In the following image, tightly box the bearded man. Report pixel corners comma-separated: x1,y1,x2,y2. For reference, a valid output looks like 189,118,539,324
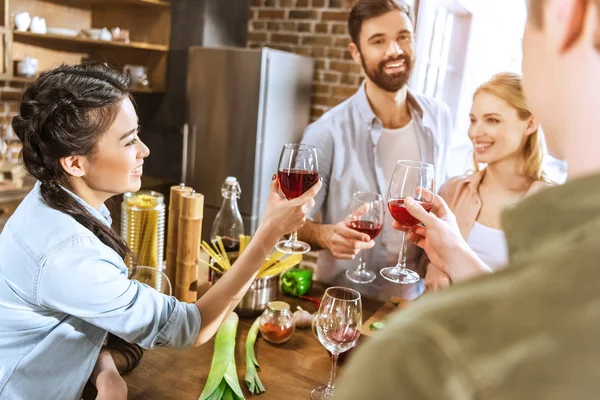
299,0,455,299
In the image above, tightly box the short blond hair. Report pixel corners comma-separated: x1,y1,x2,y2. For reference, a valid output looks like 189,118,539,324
473,72,551,183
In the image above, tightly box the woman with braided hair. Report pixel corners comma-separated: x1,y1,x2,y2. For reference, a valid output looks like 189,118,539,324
0,63,321,399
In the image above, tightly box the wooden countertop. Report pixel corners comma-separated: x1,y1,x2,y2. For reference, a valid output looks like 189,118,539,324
121,281,421,400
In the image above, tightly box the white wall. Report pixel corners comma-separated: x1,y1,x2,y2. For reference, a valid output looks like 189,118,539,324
454,0,566,181
413,0,567,182
455,0,526,129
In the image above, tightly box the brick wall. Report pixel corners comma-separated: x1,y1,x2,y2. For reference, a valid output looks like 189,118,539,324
248,0,362,122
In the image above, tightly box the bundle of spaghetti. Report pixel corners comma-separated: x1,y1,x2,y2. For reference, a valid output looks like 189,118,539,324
123,194,161,286
199,235,302,278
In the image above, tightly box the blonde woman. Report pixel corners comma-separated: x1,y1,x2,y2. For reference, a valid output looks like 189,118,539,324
425,72,553,291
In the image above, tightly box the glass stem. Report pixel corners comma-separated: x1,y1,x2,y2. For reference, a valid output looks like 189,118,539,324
396,231,408,271
288,230,299,245
356,251,364,272
325,353,339,395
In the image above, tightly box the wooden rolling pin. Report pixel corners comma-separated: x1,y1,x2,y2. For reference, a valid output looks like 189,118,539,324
175,191,204,302
166,184,193,290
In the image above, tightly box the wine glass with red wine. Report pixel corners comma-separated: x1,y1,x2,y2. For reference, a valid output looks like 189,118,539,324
276,143,319,255
345,191,384,284
311,287,362,400
381,160,435,284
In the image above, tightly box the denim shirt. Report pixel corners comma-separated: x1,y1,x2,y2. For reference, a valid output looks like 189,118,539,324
0,182,201,400
301,83,453,300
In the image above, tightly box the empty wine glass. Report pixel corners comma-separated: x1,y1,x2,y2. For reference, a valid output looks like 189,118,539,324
311,286,362,400
345,191,384,284
276,143,319,255
381,160,435,284
130,266,172,296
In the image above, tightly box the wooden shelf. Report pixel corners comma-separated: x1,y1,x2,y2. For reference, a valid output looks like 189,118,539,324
6,0,172,99
0,76,163,93
13,31,169,52
41,0,171,8
5,76,33,83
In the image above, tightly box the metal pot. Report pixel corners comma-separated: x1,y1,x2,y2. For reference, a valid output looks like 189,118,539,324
208,253,279,317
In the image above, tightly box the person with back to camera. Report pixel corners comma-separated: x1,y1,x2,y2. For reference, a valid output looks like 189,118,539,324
334,0,600,398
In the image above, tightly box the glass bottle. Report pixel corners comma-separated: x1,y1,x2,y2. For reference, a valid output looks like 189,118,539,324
210,176,244,253
258,301,295,344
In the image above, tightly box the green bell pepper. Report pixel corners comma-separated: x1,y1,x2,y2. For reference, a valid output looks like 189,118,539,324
280,267,313,297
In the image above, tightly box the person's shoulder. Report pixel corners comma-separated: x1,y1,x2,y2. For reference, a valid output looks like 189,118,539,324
375,266,527,362
5,186,103,262
335,269,529,399
439,173,476,199
303,92,360,136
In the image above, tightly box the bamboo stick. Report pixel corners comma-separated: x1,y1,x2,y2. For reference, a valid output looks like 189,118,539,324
175,191,204,302
166,184,192,293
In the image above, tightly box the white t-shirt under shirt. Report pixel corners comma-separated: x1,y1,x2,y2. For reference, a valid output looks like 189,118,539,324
466,221,509,271
376,119,421,266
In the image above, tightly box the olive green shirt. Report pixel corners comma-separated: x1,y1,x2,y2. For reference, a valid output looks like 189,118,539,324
335,173,600,399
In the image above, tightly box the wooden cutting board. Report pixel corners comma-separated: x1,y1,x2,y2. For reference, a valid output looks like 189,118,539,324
361,296,411,337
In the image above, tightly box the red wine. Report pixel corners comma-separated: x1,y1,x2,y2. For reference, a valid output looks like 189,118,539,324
277,169,319,200
346,220,382,240
388,199,433,228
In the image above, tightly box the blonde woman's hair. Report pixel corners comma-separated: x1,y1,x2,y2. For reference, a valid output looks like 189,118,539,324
473,72,551,183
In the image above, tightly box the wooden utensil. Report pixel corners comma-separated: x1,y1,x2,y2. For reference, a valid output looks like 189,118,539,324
166,184,192,289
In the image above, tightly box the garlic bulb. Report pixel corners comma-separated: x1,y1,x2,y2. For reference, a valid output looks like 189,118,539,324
292,306,314,329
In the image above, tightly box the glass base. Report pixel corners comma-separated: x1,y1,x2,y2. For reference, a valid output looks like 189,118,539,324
380,266,420,284
275,239,311,255
311,386,334,400
345,268,376,284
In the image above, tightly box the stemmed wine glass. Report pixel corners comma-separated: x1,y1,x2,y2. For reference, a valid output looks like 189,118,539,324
345,191,384,284
311,286,362,400
380,160,435,284
276,143,319,255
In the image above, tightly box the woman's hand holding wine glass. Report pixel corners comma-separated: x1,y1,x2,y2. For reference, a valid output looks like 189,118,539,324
276,143,319,255
259,176,322,244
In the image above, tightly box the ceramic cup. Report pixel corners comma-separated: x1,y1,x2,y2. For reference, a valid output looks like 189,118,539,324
30,16,47,34
14,12,31,32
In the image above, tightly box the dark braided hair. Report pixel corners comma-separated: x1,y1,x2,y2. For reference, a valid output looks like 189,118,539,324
12,62,143,374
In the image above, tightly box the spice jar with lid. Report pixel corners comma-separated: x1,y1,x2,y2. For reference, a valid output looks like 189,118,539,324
258,301,295,344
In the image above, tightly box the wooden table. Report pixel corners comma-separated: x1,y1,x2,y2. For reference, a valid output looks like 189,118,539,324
123,281,421,400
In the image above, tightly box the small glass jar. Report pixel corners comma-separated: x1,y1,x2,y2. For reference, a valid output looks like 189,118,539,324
258,301,295,344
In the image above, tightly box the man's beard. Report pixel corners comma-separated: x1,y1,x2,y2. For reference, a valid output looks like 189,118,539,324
361,53,413,93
